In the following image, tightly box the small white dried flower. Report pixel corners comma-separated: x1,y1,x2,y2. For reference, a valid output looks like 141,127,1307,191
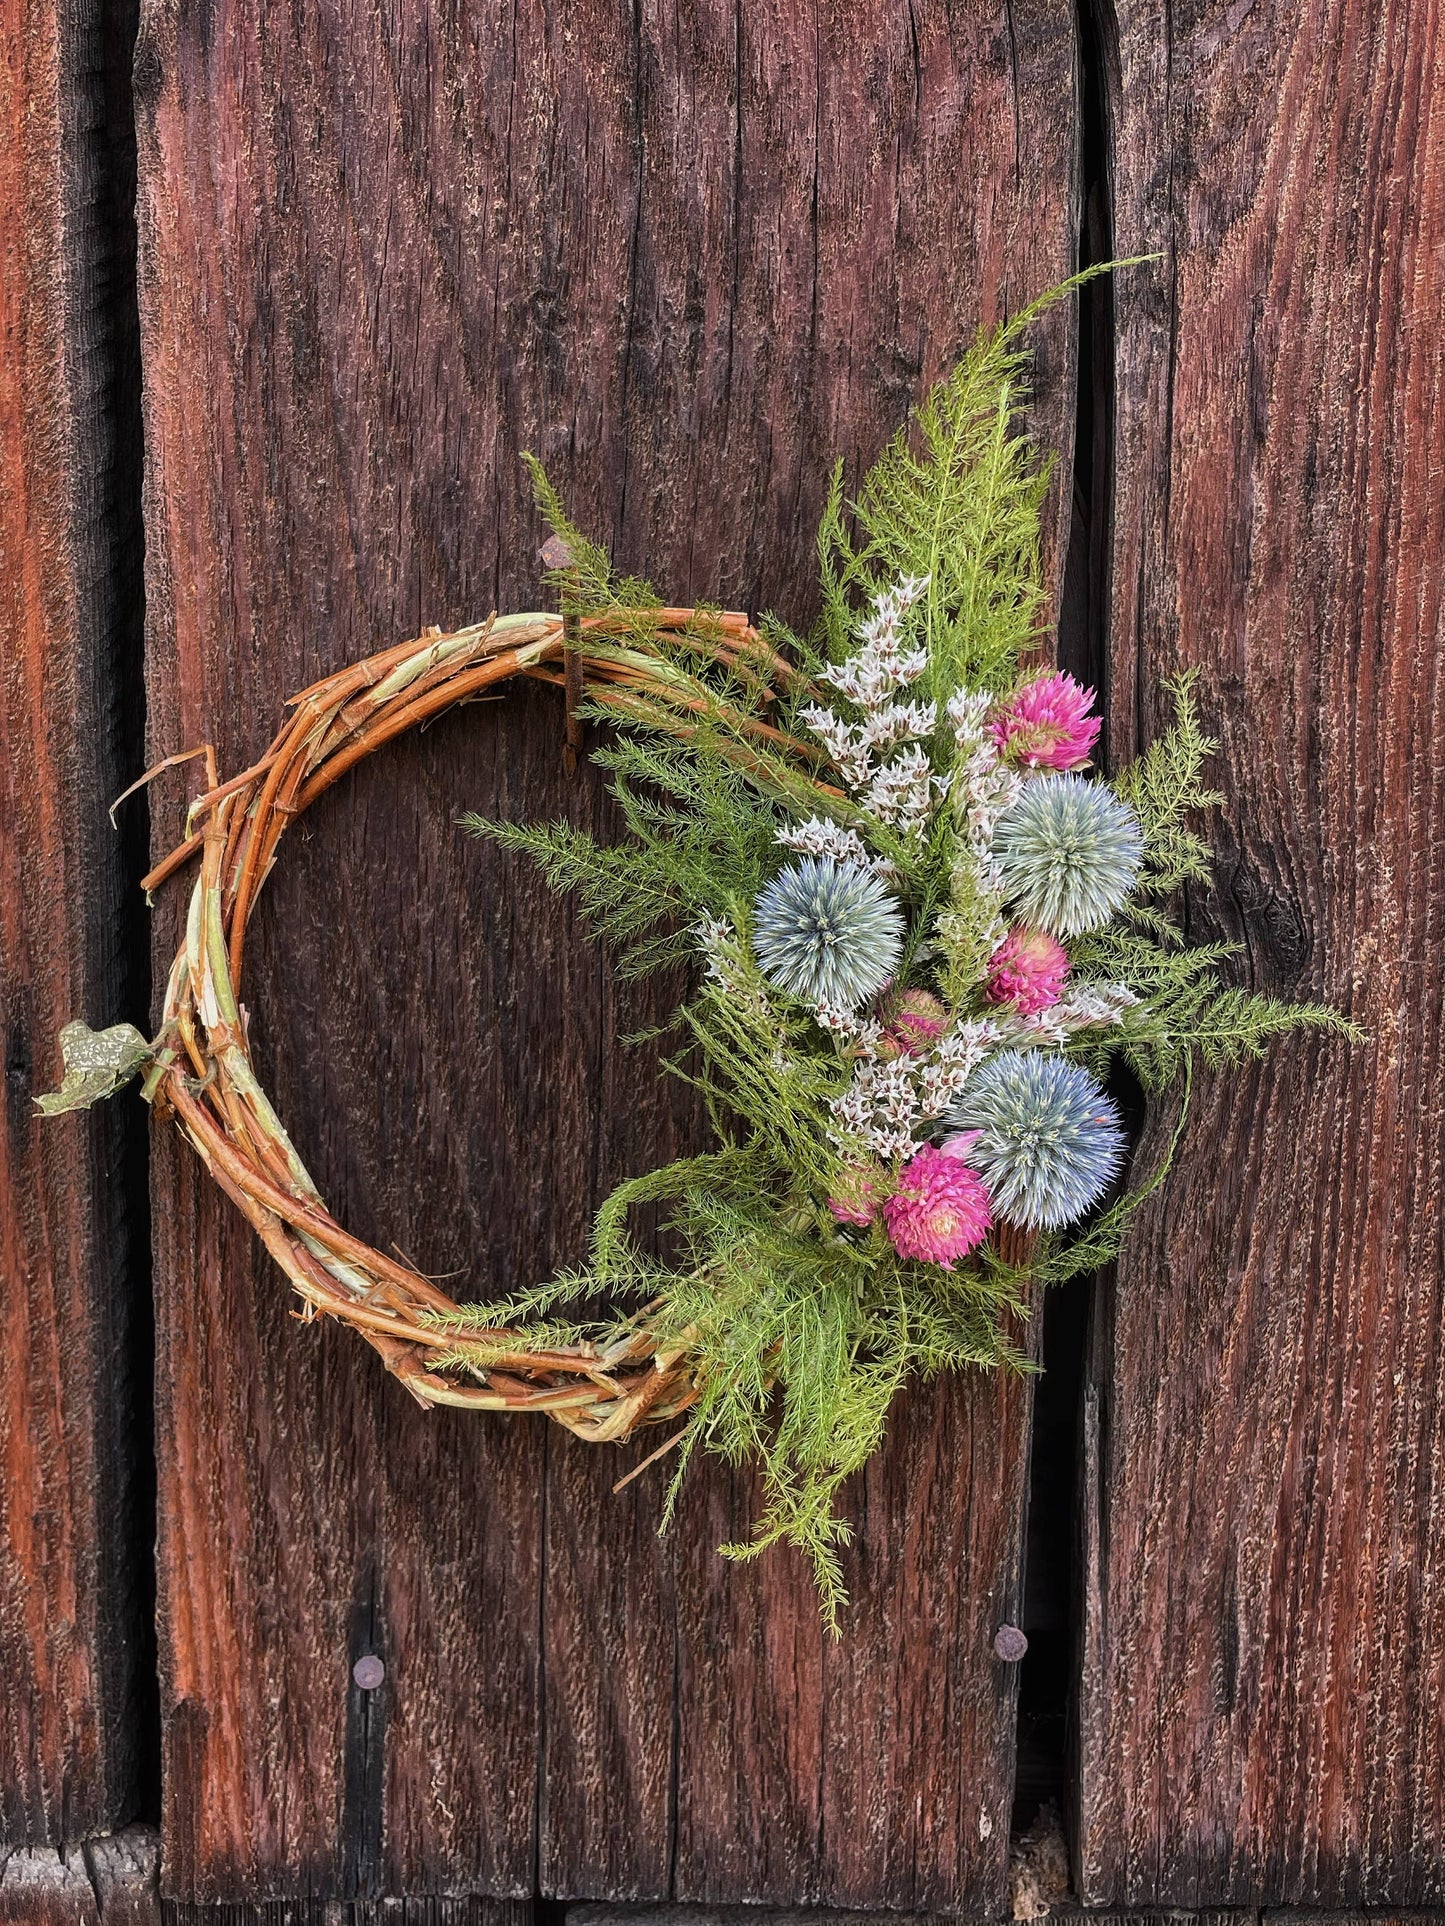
915,1018,1001,1119
863,745,944,832
829,1055,924,1164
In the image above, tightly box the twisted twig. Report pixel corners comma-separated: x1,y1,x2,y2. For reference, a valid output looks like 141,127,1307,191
141,608,832,1440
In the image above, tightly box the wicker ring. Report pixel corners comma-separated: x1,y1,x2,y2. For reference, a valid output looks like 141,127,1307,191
140,607,838,1445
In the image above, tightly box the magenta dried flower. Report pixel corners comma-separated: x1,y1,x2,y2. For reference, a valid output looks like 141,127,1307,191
883,1138,992,1269
878,987,948,1059
986,926,1069,1015
828,1163,885,1228
990,670,1101,771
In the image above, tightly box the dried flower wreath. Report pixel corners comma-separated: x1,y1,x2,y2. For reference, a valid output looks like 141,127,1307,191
45,274,1352,1622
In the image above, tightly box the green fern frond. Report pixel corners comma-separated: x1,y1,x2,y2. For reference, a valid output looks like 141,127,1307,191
1113,670,1225,896
817,264,1142,697
1115,986,1360,1091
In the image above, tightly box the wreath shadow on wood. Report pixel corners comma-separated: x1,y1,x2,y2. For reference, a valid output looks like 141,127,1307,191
140,606,840,1446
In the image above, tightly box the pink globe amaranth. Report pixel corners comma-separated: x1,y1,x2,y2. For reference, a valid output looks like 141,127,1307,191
989,670,1101,771
986,926,1069,1015
877,987,948,1060
883,1139,993,1270
828,1163,884,1228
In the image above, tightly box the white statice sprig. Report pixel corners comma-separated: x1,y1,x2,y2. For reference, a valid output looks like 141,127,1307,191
826,1015,1001,1165
799,575,943,841
913,1019,1001,1120
862,744,946,831
828,1055,923,1165
947,687,1023,870
774,816,898,882
694,914,757,1001
817,574,931,708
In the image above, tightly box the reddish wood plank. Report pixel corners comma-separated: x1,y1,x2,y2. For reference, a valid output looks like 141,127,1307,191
1079,0,1445,1904
655,0,1078,1908
134,0,1077,1904
669,1367,1037,1910
0,0,152,1851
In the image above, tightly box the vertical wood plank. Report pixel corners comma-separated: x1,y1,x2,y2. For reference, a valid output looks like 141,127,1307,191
1079,0,1445,1904
655,1,1079,1910
134,0,1077,1906
0,0,153,1851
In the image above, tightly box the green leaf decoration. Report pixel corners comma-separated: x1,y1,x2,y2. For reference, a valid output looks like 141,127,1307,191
36,1019,154,1115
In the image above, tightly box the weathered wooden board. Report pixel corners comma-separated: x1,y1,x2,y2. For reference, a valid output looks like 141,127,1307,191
0,1830,159,1926
1078,0,1445,1905
546,0,1082,1910
568,1909,1260,1926
160,1904,530,1925
0,0,153,1852
133,0,1079,1906
0,1849,100,1926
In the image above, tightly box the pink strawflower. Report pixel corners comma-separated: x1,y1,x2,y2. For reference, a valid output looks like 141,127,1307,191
878,987,948,1059
989,670,1101,770
828,1164,885,1228
986,926,1069,1015
883,1138,993,1270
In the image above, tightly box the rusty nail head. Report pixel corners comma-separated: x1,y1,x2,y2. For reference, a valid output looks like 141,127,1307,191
993,1624,1028,1663
353,1655,385,1691
540,535,576,571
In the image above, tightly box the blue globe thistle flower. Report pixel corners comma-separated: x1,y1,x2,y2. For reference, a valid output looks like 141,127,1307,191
992,772,1143,935
948,1048,1126,1230
752,857,904,1010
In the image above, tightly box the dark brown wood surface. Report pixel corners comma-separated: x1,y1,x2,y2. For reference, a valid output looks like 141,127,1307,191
132,0,1079,1905
160,1904,530,1925
1078,0,1445,1905
0,0,152,1852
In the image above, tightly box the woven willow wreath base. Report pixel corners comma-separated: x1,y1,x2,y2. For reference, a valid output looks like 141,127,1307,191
140,606,821,1446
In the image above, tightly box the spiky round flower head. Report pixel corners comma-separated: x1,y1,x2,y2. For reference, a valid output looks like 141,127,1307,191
827,1163,885,1228
752,857,904,1010
949,1049,1125,1230
877,987,948,1059
992,773,1143,936
990,670,1102,770
986,927,1069,1015
882,1137,993,1269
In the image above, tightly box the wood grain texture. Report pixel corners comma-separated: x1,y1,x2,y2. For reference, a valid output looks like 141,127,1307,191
133,0,1078,1904
0,1849,99,1926
568,1909,1261,1926
86,1828,162,1926
545,0,1081,1910
0,0,153,1850
160,1902,531,1918
668,1369,1036,1908
1078,0,1445,1904
161,1904,531,1925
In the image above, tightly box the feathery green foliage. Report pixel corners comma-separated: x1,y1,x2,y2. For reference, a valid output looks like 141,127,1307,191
813,268,1124,697
1064,672,1363,1091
